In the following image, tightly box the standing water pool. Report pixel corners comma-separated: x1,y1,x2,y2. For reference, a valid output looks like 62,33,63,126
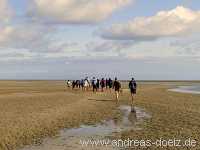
20,105,151,150
169,85,200,94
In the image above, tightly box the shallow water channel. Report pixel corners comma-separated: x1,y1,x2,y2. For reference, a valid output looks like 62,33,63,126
20,105,151,150
169,85,200,94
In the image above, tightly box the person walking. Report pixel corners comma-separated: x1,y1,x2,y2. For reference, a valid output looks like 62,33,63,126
106,78,109,89
108,78,113,92
72,80,76,89
92,77,97,93
96,79,100,91
113,77,121,103
84,77,90,91
100,78,106,92
66,80,71,88
129,78,137,112
80,79,84,90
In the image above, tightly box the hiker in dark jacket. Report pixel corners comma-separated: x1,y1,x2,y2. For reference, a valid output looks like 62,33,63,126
129,78,137,112
100,78,106,92
108,78,113,92
113,77,121,103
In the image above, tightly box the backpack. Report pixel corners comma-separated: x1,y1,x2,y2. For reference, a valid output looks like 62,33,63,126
92,79,97,85
129,81,136,89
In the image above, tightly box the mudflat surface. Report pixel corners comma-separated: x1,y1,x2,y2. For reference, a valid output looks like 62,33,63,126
20,105,150,150
1,81,200,150
0,81,119,150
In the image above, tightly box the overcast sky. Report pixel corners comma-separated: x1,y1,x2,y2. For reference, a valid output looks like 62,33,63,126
0,0,200,80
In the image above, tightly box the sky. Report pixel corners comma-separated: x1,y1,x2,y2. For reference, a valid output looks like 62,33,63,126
0,0,200,80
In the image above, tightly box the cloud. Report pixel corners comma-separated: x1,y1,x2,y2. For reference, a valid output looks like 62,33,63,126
0,23,55,50
33,41,79,53
0,51,35,61
170,34,200,55
101,6,200,41
28,0,132,24
86,40,134,57
0,23,82,61
0,23,78,50
0,0,13,23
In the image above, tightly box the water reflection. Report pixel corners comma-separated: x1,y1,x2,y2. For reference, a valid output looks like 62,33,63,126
20,105,150,150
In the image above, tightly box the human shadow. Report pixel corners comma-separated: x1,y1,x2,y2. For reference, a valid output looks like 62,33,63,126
128,111,137,124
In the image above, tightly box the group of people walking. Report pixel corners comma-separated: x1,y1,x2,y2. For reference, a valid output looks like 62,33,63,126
66,77,137,112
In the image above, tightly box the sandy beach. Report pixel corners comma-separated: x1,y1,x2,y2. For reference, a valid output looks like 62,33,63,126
0,81,200,150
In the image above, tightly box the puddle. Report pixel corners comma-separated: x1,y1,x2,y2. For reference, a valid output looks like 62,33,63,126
169,85,200,94
20,105,151,150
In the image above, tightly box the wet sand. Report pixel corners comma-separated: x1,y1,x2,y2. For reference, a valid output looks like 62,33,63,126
20,105,150,150
120,83,200,150
0,81,200,150
0,81,120,150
